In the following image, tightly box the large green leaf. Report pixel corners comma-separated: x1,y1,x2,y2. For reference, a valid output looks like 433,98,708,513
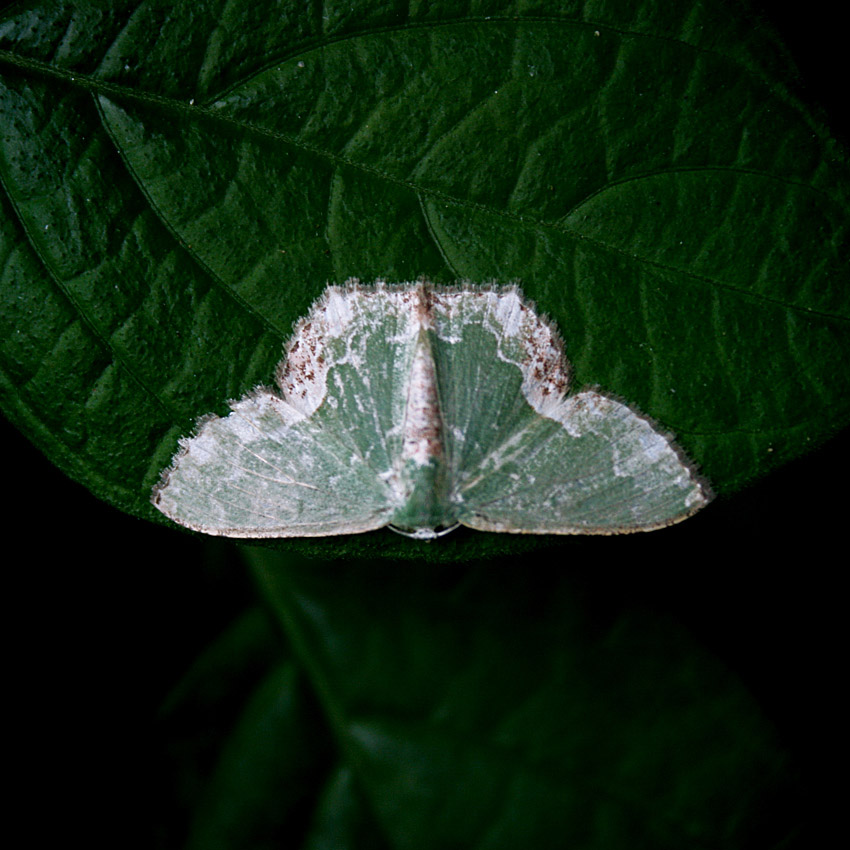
1,0,848,559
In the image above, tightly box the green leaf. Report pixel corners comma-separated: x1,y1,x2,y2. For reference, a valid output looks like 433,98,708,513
151,546,803,848
240,550,796,849
1,0,848,558
182,661,336,850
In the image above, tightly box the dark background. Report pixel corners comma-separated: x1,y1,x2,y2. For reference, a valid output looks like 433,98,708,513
4,3,846,846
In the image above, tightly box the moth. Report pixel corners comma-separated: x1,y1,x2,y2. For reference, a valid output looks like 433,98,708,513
153,281,709,539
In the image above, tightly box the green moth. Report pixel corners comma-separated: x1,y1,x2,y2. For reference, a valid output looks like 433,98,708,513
153,281,709,539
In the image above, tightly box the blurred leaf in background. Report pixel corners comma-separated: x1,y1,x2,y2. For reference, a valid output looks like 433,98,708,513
8,442,841,849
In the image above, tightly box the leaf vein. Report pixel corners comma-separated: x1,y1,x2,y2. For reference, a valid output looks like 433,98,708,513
0,163,182,421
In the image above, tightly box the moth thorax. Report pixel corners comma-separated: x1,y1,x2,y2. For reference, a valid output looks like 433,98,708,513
400,331,443,467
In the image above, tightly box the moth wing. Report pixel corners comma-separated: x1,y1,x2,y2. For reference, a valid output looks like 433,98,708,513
153,393,394,537
457,391,709,534
430,287,561,489
430,289,707,534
